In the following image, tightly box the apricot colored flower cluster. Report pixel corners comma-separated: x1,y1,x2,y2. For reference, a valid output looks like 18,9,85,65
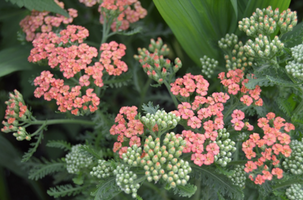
19,0,77,41
79,0,98,7
110,106,144,157
98,0,147,31
1,90,32,141
135,38,182,84
231,109,254,131
242,112,294,185
218,69,263,106
99,41,128,76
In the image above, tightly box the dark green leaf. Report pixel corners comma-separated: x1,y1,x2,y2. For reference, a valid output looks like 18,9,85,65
5,0,69,17
0,45,35,77
94,177,121,200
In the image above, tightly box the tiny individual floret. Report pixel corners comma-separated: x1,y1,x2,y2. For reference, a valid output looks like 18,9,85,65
90,160,114,178
65,144,93,174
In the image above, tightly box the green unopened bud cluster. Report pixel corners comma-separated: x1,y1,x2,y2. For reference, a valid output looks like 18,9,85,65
244,35,283,59
285,184,303,200
282,139,303,175
200,55,218,78
65,144,93,174
113,164,140,198
286,44,303,80
218,33,253,71
90,160,113,178
134,37,182,84
141,110,180,132
142,133,191,188
237,132,247,142
239,6,297,37
214,128,236,167
122,144,142,167
227,165,246,188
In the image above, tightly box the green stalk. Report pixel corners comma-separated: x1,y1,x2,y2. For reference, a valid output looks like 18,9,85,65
163,80,179,108
30,119,95,126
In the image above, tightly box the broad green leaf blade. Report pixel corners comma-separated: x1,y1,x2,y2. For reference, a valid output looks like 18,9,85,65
5,0,69,17
0,45,35,77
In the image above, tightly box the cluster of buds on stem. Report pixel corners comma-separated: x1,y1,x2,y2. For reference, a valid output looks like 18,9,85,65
227,165,247,188
2,90,32,141
200,55,219,78
141,110,180,134
113,164,141,199
90,159,114,178
238,6,297,37
286,184,303,200
134,38,182,84
214,128,236,167
285,43,303,80
282,139,303,175
140,133,191,188
65,144,93,174
244,35,284,60
218,33,253,71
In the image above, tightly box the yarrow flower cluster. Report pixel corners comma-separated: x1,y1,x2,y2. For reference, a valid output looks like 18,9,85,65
285,184,303,200
135,37,182,84
214,129,236,167
282,139,303,175
227,165,247,188
141,134,191,188
238,6,297,37
242,112,294,185
98,0,147,31
218,33,253,71
19,0,77,41
65,144,93,174
140,110,180,133
110,106,144,157
113,164,141,198
218,69,263,107
231,109,253,131
90,159,114,178
200,55,219,78
1,90,32,141
285,43,303,80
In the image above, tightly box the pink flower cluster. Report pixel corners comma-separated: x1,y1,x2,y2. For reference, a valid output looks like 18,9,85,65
218,69,263,106
19,0,77,41
242,112,294,185
1,90,29,133
100,42,128,76
110,106,144,158
98,0,147,31
33,71,100,115
231,109,253,131
182,130,220,166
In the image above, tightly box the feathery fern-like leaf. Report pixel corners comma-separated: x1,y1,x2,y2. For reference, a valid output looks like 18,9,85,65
21,132,44,162
28,158,65,180
172,184,197,198
142,102,160,115
94,177,121,200
46,140,71,151
47,184,87,198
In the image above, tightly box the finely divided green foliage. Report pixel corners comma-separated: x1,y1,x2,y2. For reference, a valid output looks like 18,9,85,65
21,132,44,162
28,158,65,181
46,140,72,151
142,101,160,115
94,177,122,200
47,184,88,198
5,0,68,17
281,22,303,47
172,184,197,198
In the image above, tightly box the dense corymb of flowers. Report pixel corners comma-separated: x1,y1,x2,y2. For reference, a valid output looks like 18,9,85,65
242,112,295,185
218,69,263,106
19,0,77,41
98,0,147,31
28,25,128,115
110,106,144,157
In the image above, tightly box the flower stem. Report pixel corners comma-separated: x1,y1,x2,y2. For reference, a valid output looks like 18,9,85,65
30,119,95,126
163,80,179,108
